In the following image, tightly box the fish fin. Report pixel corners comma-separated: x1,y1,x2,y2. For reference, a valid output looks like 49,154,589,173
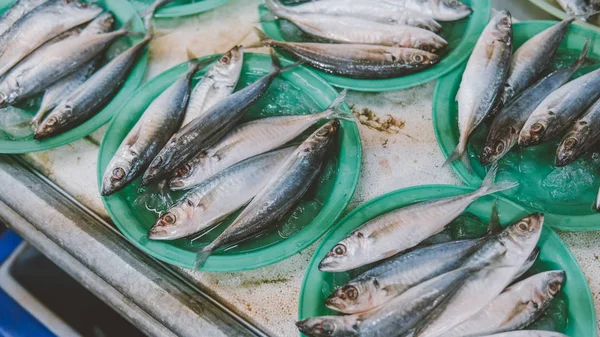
487,198,503,235
572,38,591,71
324,89,354,122
474,162,518,198
443,140,472,172
269,48,282,73
186,48,201,71
194,244,215,269
254,27,274,44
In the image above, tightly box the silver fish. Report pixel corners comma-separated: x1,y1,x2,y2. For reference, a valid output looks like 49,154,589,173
557,0,592,19
0,0,102,77
479,331,568,337
556,98,600,166
101,58,201,196
325,239,482,314
148,146,295,240
142,0,175,30
263,0,442,31
297,267,476,337
519,66,600,148
34,34,152,140
481,43,588,165
194,120,339,268
444,270,565,337
0,22,133,107
31,12,115,129
169,89,350,191
142,51,287,186
376,0,472,21
256,29,439,79
318,163,517,272
0,0,48,37
182,45,244,127
445,11,512,171
414,213,544,337
501,19,573,105
264,0,447,52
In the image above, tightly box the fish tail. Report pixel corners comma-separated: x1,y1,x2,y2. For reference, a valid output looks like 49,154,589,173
185,49,221,74
486,198,503,236
194,244,215,269
325,89,354,122
119,18,145,39
443,137,472,172
254,27,274,45
474,162,518,198
572,38,591,70
142,0,174,31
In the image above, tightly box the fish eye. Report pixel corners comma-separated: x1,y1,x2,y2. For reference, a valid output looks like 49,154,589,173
517,220,530,232
220,53,231,64
344,286,358,300
162,212,176,224
495,141,504,154
333,244,346,256
322,321,335,333
111,167,125,181
176,164,192,177
46,116,58,126
531,123,545,134
317,126,332,137
564,138,578,150
412,54,425,63
549,282,561,295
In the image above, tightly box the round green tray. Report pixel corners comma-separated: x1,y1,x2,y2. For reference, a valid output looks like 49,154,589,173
258,0,491,92
0,0,148,154
128,0,230,18
529,0,600,32
433,21,600,231
98,52,362,272
299,185,597,337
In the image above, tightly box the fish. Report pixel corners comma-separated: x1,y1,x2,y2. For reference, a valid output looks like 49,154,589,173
596,186,600,212
414,213,544,337
0,0,49,37
325,238,482,314
100,57,202,196
318,163,518,272
182,45,244,127
557,0,592,19
169,89,350,191
445,11,512,171
142,0,175,30
0,20,136,107
264,0,447,52
141,51,291,186
31,12,115,129
444,270,565,337
479,331,568,337
297,267,476,337
256,29,439,79
376,0,473,21
261,0,442,31
193,120,339,268
480,43,588,165
501,19,574,105
518,65,600,148
515,246,540,279
555,98,600,166
148,146,295,240
34,34,152,140
0,0,102,77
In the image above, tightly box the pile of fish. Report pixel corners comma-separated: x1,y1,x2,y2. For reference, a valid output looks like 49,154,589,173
0,0,153,140
255,0,473,79
298,170,567,337
101,47,349,268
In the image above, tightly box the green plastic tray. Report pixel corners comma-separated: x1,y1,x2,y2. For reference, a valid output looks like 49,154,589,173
529,0,600,32
98,52,362,272
259,0,490,92
128,0,230,18
0,0,148,154
433,21,600,231
299,185,597,337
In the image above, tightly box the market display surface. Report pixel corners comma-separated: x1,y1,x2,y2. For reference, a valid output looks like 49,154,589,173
0,0,149,153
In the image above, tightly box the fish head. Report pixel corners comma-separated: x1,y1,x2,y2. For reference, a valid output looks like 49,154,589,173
325,277,384,314
301,120,340,154
168,159,200,189
480,126,517,166
556,121,589,167
318,232,370,272
101,150,138,196
148,202,194,240
504,213,544,252
519,115,549,147
212,45,244,84
489,10,512,41
539,270,566,299
143,144,178,186
295,316,359,337
90,12,115,32
33,107,71,140
398,49,440,67
435,0,473,21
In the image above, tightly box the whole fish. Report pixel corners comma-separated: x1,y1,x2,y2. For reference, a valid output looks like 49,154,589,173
264,0,447,52
142,51,288,186
0,0,102,77
375,0,472,21
0,0,48,37
148,147,295,240
0,22,134,107
297,267,476,337
101,58,201,196
480,331,568,337
446,11,512,171
182,45,244,127
556,98,600,166
444,270,565,337
262,0,442,31
34,34,152,140
414,213,544,337
169,89,349,191
325,239,482,314
194,120,339,268
519,67,600,147
501,19,574,105
256,29,439,79
31,12,115,129
481,43,588,165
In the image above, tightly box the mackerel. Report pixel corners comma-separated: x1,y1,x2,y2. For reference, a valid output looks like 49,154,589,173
0,0,48,37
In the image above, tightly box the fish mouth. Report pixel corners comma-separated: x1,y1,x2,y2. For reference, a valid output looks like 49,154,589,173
529,213,545,229
318,259,337,272
169,180,185,188
147,226,169,240
555,152,572,167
